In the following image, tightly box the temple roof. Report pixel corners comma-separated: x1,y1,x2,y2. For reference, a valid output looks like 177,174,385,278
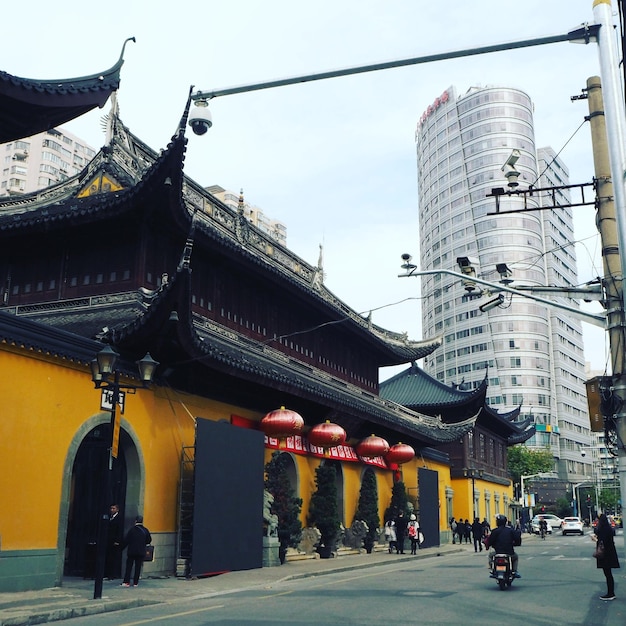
0,271,474,447
0,38,133,143
380,361,534,444
0,106,441,366
380,361,488,412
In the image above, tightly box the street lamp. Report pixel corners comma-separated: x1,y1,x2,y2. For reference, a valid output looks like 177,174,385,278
520,473,557,516
463,468,484,519
90,346,158,600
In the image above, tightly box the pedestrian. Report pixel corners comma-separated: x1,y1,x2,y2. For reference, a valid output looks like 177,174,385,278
105,504,123,580
450,517,458,544
395,511,408,554
121,515,152,587
471,517,483,552
463,519,471,544
593,513,620,600
407,514,421,554
384,518,397,554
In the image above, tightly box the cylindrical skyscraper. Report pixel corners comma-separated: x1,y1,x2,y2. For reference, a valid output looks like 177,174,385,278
416,85,591,482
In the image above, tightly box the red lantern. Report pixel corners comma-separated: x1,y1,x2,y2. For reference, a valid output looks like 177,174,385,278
260,406,304,439
356,434,390,459
385,442,415,465
308,420,347,451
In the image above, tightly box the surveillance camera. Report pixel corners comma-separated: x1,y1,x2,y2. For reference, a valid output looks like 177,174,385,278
188,100,213,136
504,149,521,168
479,294,505,312
581,450,586,457
401,253,412,262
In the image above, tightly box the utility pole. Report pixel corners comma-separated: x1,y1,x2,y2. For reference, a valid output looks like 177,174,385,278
585,73,626,559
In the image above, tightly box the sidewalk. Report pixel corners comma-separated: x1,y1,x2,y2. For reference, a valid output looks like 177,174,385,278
0,544,464,625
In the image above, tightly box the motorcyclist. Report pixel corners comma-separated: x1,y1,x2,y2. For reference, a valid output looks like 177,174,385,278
488,514,521,578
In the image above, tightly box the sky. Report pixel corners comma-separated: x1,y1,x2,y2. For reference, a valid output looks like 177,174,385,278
5,0,615,379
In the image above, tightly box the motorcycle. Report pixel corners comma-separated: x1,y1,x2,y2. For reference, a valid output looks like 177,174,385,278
490,553,515,590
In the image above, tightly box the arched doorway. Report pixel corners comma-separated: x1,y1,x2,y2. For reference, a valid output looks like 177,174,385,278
61,418,143,579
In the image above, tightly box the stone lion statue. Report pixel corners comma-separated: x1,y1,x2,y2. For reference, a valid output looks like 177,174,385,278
263,490,279,537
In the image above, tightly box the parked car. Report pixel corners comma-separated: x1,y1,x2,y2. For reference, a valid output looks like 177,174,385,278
561,516,584,535
531,514,563,534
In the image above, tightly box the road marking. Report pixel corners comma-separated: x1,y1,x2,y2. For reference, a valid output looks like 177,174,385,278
550,555,590,561
119,605,224,625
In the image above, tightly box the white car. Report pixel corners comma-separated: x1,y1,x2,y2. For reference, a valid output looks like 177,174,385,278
561,516,584,535
531,514,563,534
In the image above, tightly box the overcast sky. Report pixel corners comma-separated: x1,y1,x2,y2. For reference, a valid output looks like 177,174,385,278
5,0,614,379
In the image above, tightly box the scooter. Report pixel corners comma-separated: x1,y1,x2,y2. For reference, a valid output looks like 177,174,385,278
490,553,515,590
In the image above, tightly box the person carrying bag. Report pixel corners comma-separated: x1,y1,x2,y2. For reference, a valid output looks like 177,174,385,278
593,514,620,600
121,515,152,587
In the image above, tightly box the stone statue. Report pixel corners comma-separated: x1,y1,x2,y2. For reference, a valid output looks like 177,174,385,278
263,490,279,537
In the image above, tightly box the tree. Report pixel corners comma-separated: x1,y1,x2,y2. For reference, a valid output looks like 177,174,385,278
385,480,409,520
264,452,303,563
354,467,379,553
599,486,620,514
507,445,554,487
307,464,340,557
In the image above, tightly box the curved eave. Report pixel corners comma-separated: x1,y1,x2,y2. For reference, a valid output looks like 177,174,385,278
0,130,189,236
98,267,473,446
190,215,440,364
380,363,487,409
507,425,536,445
0,43,130,143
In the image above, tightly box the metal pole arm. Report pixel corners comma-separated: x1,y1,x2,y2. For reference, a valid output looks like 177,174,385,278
192,26,599,101
399,268,606,327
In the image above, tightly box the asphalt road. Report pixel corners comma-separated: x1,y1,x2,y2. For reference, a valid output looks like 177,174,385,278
74,531,625,626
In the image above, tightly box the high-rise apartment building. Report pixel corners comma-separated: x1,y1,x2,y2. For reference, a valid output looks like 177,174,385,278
1,127,96,196
415,85,592,484
206,185,287,246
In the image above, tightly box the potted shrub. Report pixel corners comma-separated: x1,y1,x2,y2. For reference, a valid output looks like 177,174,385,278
308,464,340,558
264,452,303,564
354,467,379,553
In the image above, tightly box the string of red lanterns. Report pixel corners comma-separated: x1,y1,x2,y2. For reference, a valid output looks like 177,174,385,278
261,409,415,466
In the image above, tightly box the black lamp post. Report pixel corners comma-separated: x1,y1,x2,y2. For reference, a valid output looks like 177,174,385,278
463,468,484,519
90,346,158,600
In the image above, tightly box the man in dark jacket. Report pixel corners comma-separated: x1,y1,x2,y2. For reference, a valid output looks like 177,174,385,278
121,515,152,587
105,504,123,580
488,514,520,576
394,511,408,554
471,517,484,552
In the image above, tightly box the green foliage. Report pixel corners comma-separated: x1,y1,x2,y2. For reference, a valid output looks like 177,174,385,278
354,468,379,545
555,496,573,519
599,487,620,513
264,452,303,548
385,480,409,520
308,464,340,548
507,446,554,485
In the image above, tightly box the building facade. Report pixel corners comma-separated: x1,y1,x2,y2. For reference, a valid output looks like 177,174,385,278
415,85,592,485
0,127,96,196
0,94,476,592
